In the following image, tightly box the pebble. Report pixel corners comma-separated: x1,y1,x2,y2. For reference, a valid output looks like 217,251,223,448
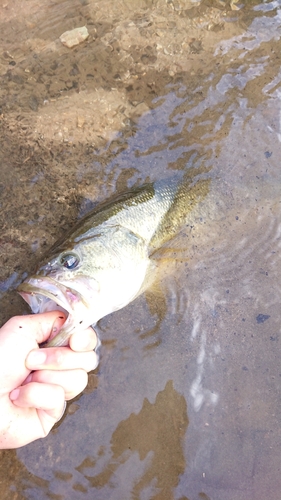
59,26,89,48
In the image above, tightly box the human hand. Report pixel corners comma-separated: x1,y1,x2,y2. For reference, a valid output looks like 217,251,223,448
0,311,99,449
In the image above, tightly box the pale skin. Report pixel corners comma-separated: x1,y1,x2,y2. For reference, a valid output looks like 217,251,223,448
0,311,99,449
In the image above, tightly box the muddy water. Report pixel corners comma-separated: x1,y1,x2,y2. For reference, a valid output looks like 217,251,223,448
0,0,281,499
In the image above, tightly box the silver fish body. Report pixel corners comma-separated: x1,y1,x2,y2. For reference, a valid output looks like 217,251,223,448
18,175,209,346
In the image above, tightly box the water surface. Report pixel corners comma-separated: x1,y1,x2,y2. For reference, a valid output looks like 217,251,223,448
0,1,281,499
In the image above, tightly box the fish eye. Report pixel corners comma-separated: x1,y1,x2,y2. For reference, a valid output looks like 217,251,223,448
59,253,80,270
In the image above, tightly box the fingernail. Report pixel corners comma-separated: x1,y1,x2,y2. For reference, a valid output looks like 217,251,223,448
10,388,20,401
26,350,47,368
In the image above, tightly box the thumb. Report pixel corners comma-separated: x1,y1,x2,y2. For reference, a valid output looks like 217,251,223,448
2,311,67,346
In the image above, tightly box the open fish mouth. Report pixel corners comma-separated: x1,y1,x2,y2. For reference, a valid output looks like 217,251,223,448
17,276,86,314
17,276,91,347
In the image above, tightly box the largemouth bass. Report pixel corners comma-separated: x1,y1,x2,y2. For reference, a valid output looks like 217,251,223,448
18,175,210,347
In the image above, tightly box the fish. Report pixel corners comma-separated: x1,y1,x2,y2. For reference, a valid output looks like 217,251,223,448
18,174,210,347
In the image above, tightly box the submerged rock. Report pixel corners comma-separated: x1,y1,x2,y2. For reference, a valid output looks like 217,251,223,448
59,26,89,48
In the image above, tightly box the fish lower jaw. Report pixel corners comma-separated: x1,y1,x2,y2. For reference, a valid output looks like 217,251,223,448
43,328,73,347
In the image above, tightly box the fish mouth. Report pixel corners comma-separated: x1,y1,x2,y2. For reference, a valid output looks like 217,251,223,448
18,276,91,347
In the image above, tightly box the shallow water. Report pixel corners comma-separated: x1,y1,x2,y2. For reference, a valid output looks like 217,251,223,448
0,0,281,499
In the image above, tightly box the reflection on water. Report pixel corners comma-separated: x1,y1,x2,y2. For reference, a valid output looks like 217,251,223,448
77,381,188,499
0,0,281,499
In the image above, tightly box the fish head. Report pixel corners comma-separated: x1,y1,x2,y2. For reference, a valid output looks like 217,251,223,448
18,248,100,347
18,228,150,347
17,176,182,347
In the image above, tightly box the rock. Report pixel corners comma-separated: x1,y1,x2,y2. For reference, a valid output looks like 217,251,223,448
77,115,85,128
59,26,89,48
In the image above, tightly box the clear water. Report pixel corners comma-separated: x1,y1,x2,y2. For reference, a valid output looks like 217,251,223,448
0,1,281,499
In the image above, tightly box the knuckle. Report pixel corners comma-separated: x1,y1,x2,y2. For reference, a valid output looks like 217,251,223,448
52,349,65,367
